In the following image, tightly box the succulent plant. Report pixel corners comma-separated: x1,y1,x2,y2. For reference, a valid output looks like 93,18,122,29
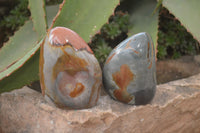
0,0,119,93
0,0,199,98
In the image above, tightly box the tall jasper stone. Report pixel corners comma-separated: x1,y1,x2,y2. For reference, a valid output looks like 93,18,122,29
40,27,102,109
103,32,156,105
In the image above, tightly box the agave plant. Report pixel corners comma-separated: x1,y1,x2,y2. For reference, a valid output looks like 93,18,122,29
0,0,199,93
0,0,119,93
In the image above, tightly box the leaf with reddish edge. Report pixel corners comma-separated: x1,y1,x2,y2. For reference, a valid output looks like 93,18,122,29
0,21,39,76
0,0,47,90
163,0,200,42
0,0,120,92
0,40,42,80
51,0,119,43
0,0,47,76
0,49,40,93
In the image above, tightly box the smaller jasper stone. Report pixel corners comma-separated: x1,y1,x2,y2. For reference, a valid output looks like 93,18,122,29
39,27,102,109
103,32,156,105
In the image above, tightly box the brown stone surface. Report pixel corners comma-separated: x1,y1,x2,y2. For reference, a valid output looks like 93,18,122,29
1,74,200,133
156,55,200,84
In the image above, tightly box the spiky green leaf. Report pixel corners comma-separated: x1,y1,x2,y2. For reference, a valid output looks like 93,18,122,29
128,0,158,47
0,0,119,92
0,0,47,79
0,0,47,90
52,0,119,42
0,21,38,75
163,0,200,42
0,50,40,93
0,40,41,80
28,0,47,38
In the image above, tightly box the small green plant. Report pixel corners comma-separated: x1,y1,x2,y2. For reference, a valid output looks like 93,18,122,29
157,7,199,59
90,11,130,65
0,0,30,46
0,0,29,30
101,11,129,40
0,0,200,93
0,0,119,93
94,40,112,66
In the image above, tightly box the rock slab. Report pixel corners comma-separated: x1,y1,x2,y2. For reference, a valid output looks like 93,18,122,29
1,74,200,133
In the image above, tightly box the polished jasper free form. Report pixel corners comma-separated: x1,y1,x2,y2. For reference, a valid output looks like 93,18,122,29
40,27,102,109
103,32,156,105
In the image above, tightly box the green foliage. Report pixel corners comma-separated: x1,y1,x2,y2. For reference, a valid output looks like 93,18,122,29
0,21,39,80
94,42,112,66
0,0,46,80
162,0,200,42
92,35,112,65
0,0,30,44
157,7,199,59
52,0,119,43
0,0,200,93
89,11,130,65
0,0,119,93
46,5,59,27
0,50,40,93
0,0,45,90
101,12,130,40
0,0,29,30
28,0,47,38
128,0,158,47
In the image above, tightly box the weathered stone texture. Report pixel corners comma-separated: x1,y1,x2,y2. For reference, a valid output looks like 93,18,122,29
1,74,200,133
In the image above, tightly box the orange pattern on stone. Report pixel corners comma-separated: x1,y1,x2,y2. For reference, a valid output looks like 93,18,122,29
125,40,139,54
52,48,88,79
49,27,93,53
148,61,152,69
147,42,150,59
147,42,154,69
69,83,85,98
39,40,46,96
112,64,134,103
106,53,116,64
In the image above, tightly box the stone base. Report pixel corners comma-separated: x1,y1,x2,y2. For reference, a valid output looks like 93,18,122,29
1,74,200,133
